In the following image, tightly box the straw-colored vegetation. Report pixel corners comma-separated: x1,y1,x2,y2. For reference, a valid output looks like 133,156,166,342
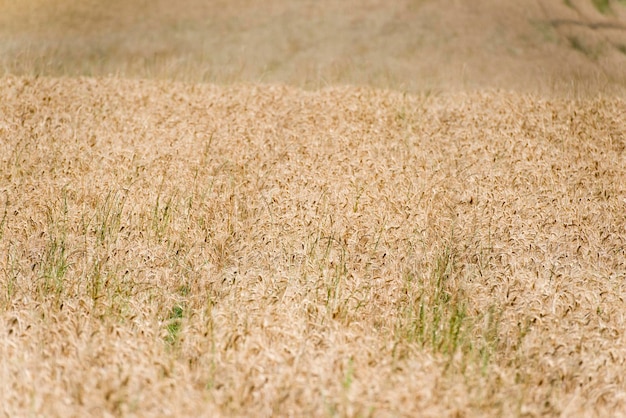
2,76,625,417
2,0,626,95
1,0,626,417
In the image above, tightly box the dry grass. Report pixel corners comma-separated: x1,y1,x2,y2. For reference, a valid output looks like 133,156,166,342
1,76,625,416
2,0,626,95
2,1,626,416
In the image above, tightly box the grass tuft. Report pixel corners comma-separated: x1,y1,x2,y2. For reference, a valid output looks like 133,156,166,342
164,304,185,347
395,240,503,373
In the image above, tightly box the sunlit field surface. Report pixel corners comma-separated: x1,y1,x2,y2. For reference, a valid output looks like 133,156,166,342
1,1,626,417
2,0,626,94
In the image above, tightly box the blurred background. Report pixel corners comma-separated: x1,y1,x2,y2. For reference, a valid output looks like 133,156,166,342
1,0,626,96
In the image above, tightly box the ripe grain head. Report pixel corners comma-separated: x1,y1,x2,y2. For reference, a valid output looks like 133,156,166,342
0,76,625,416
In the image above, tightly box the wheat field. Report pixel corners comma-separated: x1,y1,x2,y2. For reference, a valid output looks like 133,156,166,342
2,0,626,417
2,77,625,417
3,0,626,94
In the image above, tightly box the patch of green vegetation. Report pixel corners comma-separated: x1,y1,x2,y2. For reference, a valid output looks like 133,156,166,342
342,357,354,390
0,198,7,242
177,284,191,297
1,248,19,310
152,194,175,242
592,0,612,14
93,190,127,247
322,236,348,320
87,257,104,304
165,304,185,347
568,36,586,54
567,36,602,60
395,241,502,371
531,20,557,43
41,229,69,295
40,192,71,297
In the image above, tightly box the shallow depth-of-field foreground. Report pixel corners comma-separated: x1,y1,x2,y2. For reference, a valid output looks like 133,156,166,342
1,76,625,416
